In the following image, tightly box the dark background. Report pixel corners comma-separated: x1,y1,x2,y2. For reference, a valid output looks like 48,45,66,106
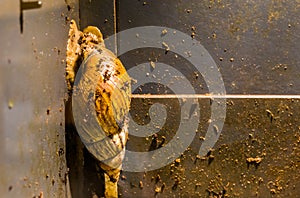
65,0,300,197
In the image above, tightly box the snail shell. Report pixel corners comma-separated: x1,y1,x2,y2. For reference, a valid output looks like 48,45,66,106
67,20,131,178
72,47,131,169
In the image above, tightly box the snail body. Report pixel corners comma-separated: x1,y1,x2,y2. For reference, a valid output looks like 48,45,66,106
66,20,130,198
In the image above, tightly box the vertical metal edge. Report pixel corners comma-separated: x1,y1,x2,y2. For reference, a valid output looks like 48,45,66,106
65,1,79,198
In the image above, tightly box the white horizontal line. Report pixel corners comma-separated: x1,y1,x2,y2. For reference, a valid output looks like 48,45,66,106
130,94,300,99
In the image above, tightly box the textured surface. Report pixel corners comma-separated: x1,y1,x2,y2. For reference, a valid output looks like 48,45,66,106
69,0,300,197
0,0,77,197
117,0,300,197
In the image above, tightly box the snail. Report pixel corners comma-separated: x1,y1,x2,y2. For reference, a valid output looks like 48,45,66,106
66,20,131,198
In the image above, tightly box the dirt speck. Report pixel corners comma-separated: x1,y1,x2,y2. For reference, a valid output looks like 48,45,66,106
266,109,275,122
191,32,195,38
150,61,156,69
175,158,181,166
139,181,143,189
161,29,168,36
155,174,161,183
246,157,262,168
162,42,170,54
154,186,161,194
8,100,14,109
212,33,217,39
186,9,192,13
46,108,50,115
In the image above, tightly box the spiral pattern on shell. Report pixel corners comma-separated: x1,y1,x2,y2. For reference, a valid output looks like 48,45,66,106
67,19,131,171
72,47,131,169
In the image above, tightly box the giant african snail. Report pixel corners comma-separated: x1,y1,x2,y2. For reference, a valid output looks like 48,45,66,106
66,20,131,198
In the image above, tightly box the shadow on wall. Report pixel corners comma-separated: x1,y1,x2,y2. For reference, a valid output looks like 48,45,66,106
65,98,105,198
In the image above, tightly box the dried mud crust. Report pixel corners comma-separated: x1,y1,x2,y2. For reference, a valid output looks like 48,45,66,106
66,19,104,93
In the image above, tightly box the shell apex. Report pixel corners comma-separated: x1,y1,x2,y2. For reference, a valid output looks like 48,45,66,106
83,26,104,43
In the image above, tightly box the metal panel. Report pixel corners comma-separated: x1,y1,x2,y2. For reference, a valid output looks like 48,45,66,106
67,0,300,197
117,0,300,197
0,0,77,197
